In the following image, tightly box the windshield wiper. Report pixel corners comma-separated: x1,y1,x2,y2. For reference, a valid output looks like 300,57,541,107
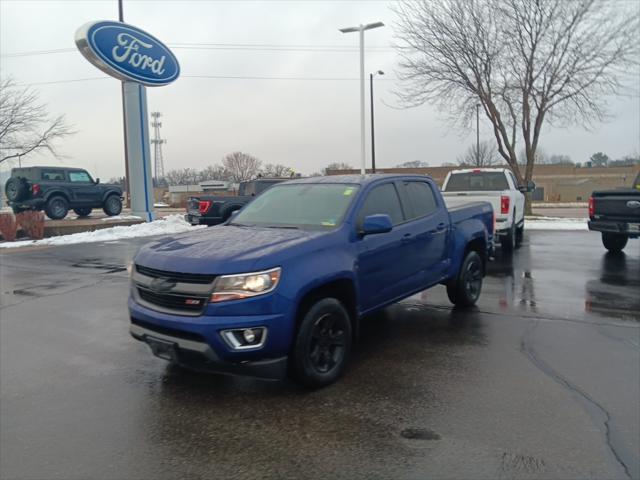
265,225,300,230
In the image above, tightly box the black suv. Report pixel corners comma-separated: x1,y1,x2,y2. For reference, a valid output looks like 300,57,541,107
5,166,123,220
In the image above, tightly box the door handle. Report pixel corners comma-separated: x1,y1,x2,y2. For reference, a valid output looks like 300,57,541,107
401,233,412,244
436,222,446,231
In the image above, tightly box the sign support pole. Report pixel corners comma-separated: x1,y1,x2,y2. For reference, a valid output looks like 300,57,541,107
123,82,154,222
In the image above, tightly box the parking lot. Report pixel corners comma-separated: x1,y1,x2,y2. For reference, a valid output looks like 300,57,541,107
1,230,638,480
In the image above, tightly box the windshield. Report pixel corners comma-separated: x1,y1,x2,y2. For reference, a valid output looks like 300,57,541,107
444,172,509,192
231,183,359,229
634,173,639,191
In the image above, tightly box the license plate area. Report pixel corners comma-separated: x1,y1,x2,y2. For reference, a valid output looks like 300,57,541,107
628,223,640,233
145,336,178,361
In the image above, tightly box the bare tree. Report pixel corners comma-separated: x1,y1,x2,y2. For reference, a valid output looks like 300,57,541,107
322,162,353,175
0,78,74,164
396,160,429,168
164,168,201,186
200,164,229,181
222,152,261,183
394,0,639,212
261,163,292,177
457,141,499,167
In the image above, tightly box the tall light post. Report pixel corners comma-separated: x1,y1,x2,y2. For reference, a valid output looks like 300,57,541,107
476,103,481,166
370,70,384,173
339,21,384,175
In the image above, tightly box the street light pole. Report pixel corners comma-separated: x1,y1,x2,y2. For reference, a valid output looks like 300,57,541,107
476,103,481,166
370,70,384,173
340,21,384,175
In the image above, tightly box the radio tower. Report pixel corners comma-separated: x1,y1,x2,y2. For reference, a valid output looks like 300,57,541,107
150,112,166,185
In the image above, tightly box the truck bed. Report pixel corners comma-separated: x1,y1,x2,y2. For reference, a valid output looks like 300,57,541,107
448,201,494,232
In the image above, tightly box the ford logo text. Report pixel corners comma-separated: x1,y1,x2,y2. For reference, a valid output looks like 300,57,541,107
75,21,180,86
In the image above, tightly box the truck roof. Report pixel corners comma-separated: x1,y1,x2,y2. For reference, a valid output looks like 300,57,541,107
283,173,433,187
12,166,88,172
448,167,510,174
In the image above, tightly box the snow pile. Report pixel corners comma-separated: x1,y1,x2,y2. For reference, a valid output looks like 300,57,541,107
1,215,205,249
525,216,588,231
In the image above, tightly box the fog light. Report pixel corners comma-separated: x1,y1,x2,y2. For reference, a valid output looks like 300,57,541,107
243,328,256,344
220,327,267,350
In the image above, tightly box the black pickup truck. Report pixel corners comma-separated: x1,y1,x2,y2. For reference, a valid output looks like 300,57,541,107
588,172,640,252
4,166,123,220
185,178,289,226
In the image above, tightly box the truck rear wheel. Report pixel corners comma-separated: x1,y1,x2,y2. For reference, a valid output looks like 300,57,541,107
501,219,516,253
447,251,483,308
44,196,69,220
290,298,352,388
601,232,627,253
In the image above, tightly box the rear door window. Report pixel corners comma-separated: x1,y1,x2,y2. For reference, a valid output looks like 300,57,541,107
402,181,438,219
444,172,509,191
358,183,405,225
41,170,66,181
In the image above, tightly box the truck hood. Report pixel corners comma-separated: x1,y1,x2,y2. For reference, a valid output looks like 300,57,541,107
134,225,330,275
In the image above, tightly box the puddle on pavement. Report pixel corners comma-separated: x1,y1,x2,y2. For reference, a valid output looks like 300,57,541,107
400,428,441,441
71,259,127,274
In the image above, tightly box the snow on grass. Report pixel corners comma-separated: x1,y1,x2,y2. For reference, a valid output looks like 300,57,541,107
0,214,205,249
525,216,588,230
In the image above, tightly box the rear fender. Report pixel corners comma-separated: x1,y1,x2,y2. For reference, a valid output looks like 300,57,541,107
448,218,488,279
43,189,70,203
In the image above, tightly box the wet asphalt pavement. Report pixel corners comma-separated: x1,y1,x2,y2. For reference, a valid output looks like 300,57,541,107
1,231,638,480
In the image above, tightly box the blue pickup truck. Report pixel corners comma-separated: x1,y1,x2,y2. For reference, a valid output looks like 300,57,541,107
129,175,493,387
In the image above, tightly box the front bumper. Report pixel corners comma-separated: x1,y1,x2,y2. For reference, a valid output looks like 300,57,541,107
128,297,293,380
130,322,287,379
588,220,639,238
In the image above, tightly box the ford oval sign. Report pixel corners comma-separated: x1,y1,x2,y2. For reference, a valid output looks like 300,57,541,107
75,21,180,86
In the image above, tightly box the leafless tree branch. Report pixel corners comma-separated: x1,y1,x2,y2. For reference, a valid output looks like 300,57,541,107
0,77,75,164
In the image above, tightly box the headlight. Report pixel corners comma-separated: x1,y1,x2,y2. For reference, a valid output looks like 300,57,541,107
211,267,281,302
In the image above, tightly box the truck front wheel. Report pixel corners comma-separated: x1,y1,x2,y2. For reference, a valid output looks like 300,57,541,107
447,251,483,308
290,298,352,388
601,232,627,253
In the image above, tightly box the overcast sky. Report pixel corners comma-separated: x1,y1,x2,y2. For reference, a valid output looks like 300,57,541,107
1,0,639,181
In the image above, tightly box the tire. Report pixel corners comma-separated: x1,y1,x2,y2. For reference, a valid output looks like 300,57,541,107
103,195,122,216
602,232,628,253
447,251,484,308
44,196,69,220
501,220,516,253
290,298,352,388
73,207,92,217
5,178,28,202
515,221,524,248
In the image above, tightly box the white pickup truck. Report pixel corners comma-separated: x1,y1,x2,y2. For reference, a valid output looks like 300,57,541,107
442,168,534,252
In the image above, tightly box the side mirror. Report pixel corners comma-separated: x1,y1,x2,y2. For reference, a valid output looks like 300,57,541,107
95,178,100,184
361,214,393,236
518,180,535,193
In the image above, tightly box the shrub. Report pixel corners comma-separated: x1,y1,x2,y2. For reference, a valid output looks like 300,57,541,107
16,211,45,240
0,213,18,242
